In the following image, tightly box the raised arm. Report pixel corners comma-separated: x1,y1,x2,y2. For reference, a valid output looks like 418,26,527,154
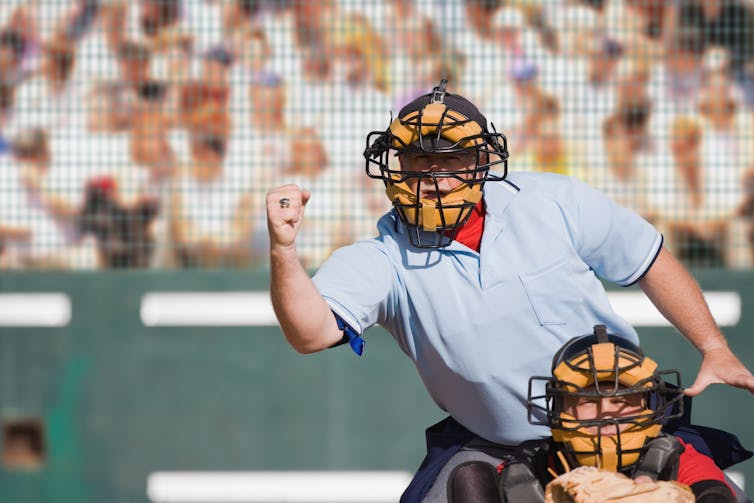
266,184,342,354
638,247,754,395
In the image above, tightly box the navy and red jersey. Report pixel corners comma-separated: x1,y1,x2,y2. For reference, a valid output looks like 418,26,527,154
495,436,733,499
676,438,730,489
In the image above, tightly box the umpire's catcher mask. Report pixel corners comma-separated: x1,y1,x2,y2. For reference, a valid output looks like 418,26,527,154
527,325,684,472
364,79,509,248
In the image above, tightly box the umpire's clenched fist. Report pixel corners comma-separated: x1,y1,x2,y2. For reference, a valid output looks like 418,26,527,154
267,184,311,249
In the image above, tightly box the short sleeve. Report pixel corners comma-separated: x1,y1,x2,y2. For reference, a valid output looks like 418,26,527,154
570,177,662,286
312,240,395,334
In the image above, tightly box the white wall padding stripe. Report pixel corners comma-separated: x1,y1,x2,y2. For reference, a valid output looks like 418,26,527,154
140,292,277,327
0,293,71,327
140,290,742,328
607,291,741,327
147,471,413,502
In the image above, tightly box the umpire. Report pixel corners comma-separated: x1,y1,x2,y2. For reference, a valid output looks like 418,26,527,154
265,80,754,502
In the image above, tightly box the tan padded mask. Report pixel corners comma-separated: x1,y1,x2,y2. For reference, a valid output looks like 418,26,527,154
386,180,483,231
389,102,484,150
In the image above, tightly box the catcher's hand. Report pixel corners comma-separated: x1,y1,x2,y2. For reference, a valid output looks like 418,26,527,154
545,466,694,503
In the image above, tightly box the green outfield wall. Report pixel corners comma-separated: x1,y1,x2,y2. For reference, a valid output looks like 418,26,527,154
0,270,752,502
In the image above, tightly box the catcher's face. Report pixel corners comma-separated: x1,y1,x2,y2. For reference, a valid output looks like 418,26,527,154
563,385,646,436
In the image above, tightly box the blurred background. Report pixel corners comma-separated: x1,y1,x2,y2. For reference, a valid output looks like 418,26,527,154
0,0,753,501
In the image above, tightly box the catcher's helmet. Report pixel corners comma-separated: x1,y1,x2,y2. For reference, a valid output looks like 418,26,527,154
363,79,509,248
527,325,684,472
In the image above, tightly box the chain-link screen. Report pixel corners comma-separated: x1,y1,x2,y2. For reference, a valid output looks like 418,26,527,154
1,0,753,270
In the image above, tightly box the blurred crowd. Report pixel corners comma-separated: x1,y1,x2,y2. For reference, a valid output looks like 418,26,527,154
1,0,754,270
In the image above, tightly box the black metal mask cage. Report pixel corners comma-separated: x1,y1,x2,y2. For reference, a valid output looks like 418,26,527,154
528,369,684,428
363,118,509,248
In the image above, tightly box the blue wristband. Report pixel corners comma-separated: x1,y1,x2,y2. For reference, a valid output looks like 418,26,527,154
334,314,365,356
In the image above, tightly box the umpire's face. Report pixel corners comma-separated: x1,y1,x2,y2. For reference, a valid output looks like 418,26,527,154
397,151,479,201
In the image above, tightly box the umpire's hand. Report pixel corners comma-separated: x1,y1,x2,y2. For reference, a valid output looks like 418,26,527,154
267,184,311,250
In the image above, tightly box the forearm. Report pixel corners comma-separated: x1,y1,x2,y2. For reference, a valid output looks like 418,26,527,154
638,247,728,354
690,480,736,503
270,246,341,354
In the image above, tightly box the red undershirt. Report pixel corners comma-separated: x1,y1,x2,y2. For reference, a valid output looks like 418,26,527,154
452,200,485,252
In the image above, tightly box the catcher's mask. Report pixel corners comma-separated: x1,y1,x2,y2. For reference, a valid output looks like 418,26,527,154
527,325,684,472
364,79,509,248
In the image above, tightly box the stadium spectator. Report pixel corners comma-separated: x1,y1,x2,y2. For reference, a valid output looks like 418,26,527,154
583,115,658,223
696,69,752,267
171,106,255,268
270,128,361,269
697,67,751,148
665,0,754,105
78,174,160,268
223,0,262,41
183,0,224,54
455,0,508,104
651,116,743,268
518,106,587,178
0,28,27,86
118,39,151,91
739,169,754,264
139,0,182,40
292,0,337,52
131,80,175,183
8,33,83,135
0,128,97,269
614,57,655,156
603,0,665,59
0,30,26,125
490,6,527,56
84,39,151,133
557,35,625,144
236,71,291,190
650,26,706,118
231,26,270,76
382,2,446,104
324,13,389,96
318,14,391,175
487,60,545,156
178,45,233,128
381,0,437,66
123,78,178,268
100,0,128,56
542,1,600,57
486,6,545,102
202,45,234,106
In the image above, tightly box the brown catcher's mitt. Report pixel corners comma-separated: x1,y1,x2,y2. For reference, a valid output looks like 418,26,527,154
545,466,694,503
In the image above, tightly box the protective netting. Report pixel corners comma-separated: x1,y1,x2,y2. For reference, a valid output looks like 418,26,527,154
1,0,752,269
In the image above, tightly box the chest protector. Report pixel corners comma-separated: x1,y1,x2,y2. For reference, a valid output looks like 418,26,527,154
498,435,685,503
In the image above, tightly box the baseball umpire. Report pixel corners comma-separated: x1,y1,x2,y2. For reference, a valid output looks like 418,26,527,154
265,79,754,502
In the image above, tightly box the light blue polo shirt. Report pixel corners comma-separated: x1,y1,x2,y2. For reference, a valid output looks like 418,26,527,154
312,172,663,445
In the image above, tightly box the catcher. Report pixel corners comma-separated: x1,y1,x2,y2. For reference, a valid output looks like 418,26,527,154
446,325,749,502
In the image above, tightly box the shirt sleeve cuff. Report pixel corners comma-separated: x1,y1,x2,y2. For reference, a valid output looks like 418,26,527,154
622,234,664,287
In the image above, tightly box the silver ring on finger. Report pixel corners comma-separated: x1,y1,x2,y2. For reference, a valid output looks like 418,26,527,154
278,197,291,209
